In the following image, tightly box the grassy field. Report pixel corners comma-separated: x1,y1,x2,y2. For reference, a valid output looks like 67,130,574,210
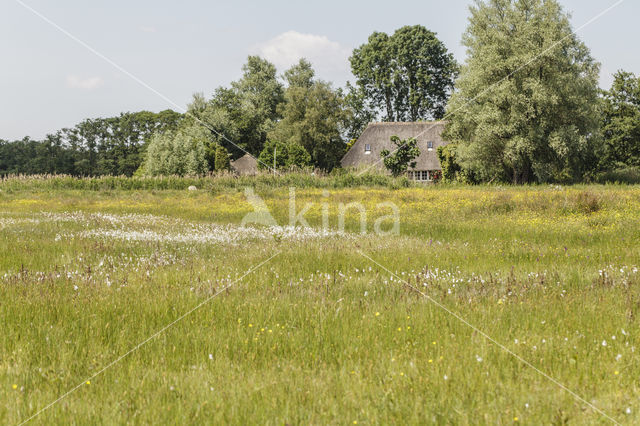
1,178,639,424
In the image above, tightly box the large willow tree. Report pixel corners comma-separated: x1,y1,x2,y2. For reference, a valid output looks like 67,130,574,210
443,0,601,183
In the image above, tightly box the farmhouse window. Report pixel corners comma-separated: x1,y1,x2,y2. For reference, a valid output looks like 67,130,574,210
365,144,371,152
427,141,434,151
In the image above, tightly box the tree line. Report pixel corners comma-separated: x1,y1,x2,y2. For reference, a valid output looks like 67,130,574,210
0,110,181,176
2,0,640,183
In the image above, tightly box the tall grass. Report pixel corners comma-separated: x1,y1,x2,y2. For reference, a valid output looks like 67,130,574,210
0,171,411,192
1,183,639,423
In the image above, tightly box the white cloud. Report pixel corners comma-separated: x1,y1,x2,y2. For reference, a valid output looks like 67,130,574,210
140,26,157,33
253,31,351,84
66,75,104,90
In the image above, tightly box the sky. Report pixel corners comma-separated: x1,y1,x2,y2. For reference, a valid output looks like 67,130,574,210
0,0,638,141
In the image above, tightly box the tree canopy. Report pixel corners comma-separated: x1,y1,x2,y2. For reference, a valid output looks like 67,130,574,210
187,56,284,159
601,71,640,169
350,25,458,123
0,110,182,177
443,0,601,183
268,59,350,171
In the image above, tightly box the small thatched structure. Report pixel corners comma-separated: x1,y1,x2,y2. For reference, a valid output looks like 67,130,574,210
340,122,448,182
231,154,258,175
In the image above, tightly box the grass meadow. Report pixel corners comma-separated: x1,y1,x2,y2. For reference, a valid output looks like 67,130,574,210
1,176,639,424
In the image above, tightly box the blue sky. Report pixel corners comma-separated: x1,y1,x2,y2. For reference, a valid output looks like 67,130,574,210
0,0,637,140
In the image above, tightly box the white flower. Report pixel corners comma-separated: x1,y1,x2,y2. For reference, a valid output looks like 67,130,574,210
602,340,607,347
208,354,213,360
475,355,483,362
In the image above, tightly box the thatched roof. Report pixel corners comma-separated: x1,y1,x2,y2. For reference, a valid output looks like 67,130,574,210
231,153,258,175
341,122,448,171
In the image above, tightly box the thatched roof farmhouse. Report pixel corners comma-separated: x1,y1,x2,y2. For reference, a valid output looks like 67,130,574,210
231,153,258,175
341,122,448,181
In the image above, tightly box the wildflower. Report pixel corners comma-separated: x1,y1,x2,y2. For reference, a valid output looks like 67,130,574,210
626,408,631,414
209,354,213,360
86,381,90,385
398,327,402,332
12,384,17,390
476,355,483,362
432,341,437,345
443,375,448,380
248,324,253,328
602,340,607,347
614,371,619,375
514,417,519,421
428,359,433,363
375,312,380,317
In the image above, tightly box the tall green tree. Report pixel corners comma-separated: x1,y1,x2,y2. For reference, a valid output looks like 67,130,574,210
343,82,377,142
214,144,231,171
350,26,458,122
269,59,349,171
601,71,640,168
144,125,208,176
191,56,284,158
258,139,311,170
443,0,601,183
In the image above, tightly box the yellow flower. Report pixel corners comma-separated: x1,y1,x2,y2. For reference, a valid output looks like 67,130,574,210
86,381,90,385
375,312,380,317
514,417,519,421
432,341,437,345
398,327,402,331
428,359,433,363
12,384,17,390
248,324,253,327
615,371,620,375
